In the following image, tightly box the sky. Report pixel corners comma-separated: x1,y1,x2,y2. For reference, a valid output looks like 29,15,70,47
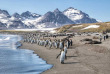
0,0,110,22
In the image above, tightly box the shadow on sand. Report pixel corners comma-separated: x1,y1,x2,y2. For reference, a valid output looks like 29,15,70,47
64,62,80,64
67,56,77,57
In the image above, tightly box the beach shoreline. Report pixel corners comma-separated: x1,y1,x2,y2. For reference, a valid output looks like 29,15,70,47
0,34,52,74
19,34,110,74
19,36,82,74
0,32,109,74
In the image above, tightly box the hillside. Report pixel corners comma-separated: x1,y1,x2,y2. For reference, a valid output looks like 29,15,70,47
56,22,110,33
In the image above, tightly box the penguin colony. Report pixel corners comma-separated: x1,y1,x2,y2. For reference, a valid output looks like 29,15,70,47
22,33,73,64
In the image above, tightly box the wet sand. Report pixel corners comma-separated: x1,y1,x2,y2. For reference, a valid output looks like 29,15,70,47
20,36,110,74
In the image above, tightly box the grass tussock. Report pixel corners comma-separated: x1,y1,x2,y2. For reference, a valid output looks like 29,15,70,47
56,22,110,33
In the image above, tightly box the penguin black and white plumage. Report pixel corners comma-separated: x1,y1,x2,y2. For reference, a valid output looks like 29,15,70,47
44,40,46,47
70,39,73,46
40,40,42,46
31,39,34,44
64,46,67,54
59,41,63,50
57,40,60,48
38,40,40,45
44,40,48,47
33,38,36,43
53,40,56,48
66,40,70,48
60,50,65,64
49,40,52,48
42,40,45,46
55,41,58,49
27,37,30,43
37,39,39,45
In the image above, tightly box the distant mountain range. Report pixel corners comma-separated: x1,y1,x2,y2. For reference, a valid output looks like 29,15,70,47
0,7,99,29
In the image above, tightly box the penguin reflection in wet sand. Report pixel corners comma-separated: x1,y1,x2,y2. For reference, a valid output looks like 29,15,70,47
60,49,66,64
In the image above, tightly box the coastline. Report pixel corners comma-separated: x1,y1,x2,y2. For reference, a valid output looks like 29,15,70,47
0,34,52,74
19,39,82,74
20,35,110,74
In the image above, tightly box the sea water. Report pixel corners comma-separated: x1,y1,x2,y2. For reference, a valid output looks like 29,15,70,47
0,34,52,74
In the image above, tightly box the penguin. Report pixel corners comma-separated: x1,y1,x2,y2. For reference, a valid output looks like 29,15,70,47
49,40,52,49
33,38,36,43
59,40,63,50
66,40,70,48
64,45,67,54
57,39,60,48
40,40,42,46
42,40,45,46
23,39,26,42
44,40,48,47
70,39,73,46
31,39,34,44
55,40,58,49
60,49,65,64
53,40,56,48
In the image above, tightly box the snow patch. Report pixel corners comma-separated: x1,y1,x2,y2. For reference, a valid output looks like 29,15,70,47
9,28,56,33
96,20,102,22
82,25,100,30
64,8,83,21
23,16,43,26
12,29,38,31
0,14,7,18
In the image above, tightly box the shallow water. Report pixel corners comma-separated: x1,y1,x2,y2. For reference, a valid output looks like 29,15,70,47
0,34,52,74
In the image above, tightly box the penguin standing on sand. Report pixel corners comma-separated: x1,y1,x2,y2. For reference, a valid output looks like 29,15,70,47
27,37,30,43
99,35,102,42
55,40,58,49
70,39,73,46
66,40,70,48
52,40,55,48
57,39,60,48
31,39,34,44
60,49,66,64
59,40,63,50
37,39,39,45
64,45,67,54
42,39,45,46
44,40,47,47
49,40,52,49
33,37,35,43
44,40,48,47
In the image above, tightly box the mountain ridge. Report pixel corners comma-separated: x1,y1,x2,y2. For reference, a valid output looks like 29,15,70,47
0,7,100,29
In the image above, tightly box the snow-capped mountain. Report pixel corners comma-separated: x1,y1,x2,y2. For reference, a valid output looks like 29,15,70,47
0,9,26,29
23,8,98,28
0,9,10,18
0,9,10,29
8,20,28,29
36,9,74,28
23,9,74,28
0,9,40,29
21,11,41,19
0,7,99,29
11,13,22,20
0,22,7,29
63,7,97,24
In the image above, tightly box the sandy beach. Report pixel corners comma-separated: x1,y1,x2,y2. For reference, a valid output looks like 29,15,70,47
20,35,110,74
0,0,110,73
